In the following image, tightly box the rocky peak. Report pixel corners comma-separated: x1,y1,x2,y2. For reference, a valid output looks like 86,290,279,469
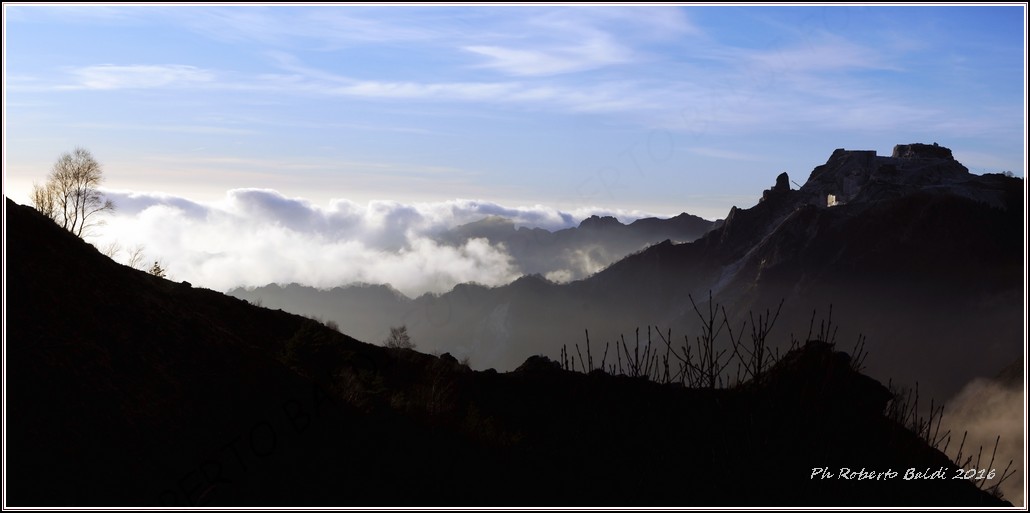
891,142,953,160
514,354,562,373
797,143,982,208
760,171,793,203
578,215,622,229
756,340,893,416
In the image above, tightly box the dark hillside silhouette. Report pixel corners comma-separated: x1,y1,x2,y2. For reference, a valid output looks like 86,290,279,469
5,197,1013,506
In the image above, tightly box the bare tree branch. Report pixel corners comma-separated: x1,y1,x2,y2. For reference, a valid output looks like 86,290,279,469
30,147,115,238
126,244,147,270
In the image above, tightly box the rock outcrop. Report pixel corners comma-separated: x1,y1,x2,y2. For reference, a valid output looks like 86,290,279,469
797,143,1008,209
891,142,953,160
578,214,622,229
760,171,793,203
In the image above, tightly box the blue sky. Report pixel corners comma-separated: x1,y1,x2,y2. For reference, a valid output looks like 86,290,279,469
4,4,1026,223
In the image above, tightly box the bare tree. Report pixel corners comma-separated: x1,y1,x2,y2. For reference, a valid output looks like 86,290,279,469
30,181,56,220
100,240,122,259
31,147,115,237
383,325,415,349
126,244,147,270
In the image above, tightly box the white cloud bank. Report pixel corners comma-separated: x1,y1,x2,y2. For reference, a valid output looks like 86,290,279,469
941,377,1024,506
94,188,659,297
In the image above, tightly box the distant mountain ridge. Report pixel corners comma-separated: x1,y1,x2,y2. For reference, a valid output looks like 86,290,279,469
228,210,717,346
433,210,716,282
232,143,1023,403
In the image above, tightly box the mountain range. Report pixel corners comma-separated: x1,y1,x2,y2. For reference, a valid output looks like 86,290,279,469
5,192,1015,506
434,211,717,282
231,143,1024,404
227,210,717,353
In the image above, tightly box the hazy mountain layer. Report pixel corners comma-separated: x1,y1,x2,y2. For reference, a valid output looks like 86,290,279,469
232,144,1024,404
434,211,716,282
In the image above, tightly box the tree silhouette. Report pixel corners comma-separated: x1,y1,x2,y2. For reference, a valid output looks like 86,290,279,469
31,147,115,237
126,244,147,270
383,325,415,349
148,261,167,279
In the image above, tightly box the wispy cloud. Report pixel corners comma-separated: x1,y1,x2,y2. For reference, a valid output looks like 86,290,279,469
67,121,255,135
174,6,439,48
138,153,475,177
16,5,1004,140
255,51,662,113
38,53,1005,143
463,41,629,77
2,4,142,24
71,49,640,113
462,16,633,77
332,79,520,101
64,64,215,90
462,7,696,76
745,33,901,73
6,5,1023,208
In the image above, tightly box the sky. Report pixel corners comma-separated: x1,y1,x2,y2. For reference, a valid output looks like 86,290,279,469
3,4,1027,294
